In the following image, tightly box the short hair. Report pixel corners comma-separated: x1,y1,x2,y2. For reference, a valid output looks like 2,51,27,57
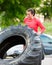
27,8,35,16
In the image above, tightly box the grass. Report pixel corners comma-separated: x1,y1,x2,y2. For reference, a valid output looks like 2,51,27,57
43,22,52,35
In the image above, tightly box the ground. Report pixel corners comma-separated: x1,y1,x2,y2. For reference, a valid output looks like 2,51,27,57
42,55,52,65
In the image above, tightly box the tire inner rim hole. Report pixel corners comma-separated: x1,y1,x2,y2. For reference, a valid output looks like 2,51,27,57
0,35,26,59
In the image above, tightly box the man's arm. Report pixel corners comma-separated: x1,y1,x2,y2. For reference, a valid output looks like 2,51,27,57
37,19,45,34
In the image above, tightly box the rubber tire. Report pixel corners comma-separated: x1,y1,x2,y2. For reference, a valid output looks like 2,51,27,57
0,24,42,65
41,44,44,60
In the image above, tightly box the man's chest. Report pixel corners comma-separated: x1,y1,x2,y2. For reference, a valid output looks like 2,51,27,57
25,19,37,26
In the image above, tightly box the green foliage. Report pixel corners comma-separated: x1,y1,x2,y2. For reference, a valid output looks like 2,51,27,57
44,22,52,35
0,0,41,17
0,0,41,28
39,0,52,18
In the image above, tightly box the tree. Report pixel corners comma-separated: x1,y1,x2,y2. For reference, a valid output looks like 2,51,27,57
39,0,52,19
0,0,41,28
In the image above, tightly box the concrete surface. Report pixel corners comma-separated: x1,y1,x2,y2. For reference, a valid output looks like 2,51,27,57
42,55,52,65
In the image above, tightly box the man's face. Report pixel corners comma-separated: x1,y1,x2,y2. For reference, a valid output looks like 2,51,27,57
26,11,33,19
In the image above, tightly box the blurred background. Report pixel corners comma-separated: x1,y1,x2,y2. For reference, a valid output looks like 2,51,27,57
0,1,52,65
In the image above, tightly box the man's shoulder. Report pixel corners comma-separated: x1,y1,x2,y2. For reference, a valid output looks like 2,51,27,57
33,16,39,20
24,17,28,21
34,16,41,22
24,17,28,22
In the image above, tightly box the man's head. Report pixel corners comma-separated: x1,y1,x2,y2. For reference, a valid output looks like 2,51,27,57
26,8,35,18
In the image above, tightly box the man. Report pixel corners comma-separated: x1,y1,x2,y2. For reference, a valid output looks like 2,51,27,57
24,8,45,35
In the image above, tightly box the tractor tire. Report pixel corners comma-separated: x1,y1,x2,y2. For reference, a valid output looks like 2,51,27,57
0,24,42,65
